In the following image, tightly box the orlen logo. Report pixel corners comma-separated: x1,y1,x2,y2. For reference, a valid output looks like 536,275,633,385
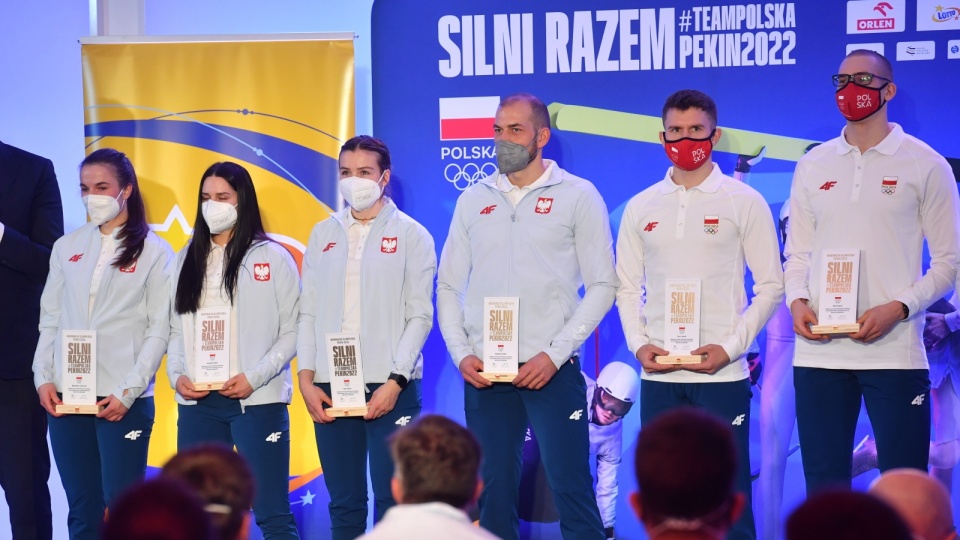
847,0,905,33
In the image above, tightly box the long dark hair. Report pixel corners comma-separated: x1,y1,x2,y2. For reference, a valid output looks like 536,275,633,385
80,149,149,270
175,162,269,314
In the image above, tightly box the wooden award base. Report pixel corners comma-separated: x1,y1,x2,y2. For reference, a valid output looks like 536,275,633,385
56,404,104,414
326,406,368,418
811,323,861,335
654,354,706,365
195,382,225,391
480,372,517,383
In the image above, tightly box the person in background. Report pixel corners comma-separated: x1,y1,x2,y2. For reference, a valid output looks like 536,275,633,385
785,490,912,540
33,148,172,540
102,478,213,540
0,139,62,540
162,444,255,540
298,135,435,540
359,414,498,540
631,407,745,540
870,468,956,540
168,161,300,540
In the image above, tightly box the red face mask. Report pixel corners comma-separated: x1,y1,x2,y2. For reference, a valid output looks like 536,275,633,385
835,82,888,122
663,129,715,171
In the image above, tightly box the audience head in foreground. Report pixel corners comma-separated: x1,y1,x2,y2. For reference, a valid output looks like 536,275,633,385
161,444,255,540
632,407,744,539
359,414,498,539
102,478,212,540
870,468,956,540
786,489,913,540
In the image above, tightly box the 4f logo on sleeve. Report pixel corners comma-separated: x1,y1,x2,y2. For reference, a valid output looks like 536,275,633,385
253,263,271,281
68,253,84,263
912,394,925,406
395,416,412,426
381,237,398,253
703,215,719,234
643,221,659,232
322,242,337,252
535,197,553,214
569,409,583,421
479,204,497,215
124,430,143,441
881,176,898,195
119,261,137,273
265,432,282,443
819,181,838,190
731,414,746,426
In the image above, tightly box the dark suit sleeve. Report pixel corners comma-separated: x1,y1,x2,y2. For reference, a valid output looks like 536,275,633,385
0,156,64,285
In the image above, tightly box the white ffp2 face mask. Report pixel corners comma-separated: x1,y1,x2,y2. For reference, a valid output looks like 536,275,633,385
82,192,124,225
339,172,385,211
202,200,238,234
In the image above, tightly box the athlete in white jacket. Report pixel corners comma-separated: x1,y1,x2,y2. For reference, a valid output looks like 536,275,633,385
298,136,436,540
168,161,300,540
34,149,173,540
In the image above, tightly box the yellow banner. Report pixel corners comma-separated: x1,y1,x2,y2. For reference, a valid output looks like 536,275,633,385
82,37,355,483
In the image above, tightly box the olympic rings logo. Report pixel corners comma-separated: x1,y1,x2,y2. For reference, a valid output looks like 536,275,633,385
444,162,497,191
881,187,896,195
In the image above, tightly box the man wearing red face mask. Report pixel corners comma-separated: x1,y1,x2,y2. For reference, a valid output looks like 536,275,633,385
784,49,960,494
615,89,784,540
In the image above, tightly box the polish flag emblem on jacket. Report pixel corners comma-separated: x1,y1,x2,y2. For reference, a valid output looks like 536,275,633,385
254,263,270,281
704,215,719,234
535,197,553,214
381,237,398,253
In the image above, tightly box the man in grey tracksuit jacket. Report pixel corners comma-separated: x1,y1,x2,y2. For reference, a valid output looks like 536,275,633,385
437,93,618,540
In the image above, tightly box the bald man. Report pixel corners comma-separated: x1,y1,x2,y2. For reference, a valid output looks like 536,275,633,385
870,469,956,540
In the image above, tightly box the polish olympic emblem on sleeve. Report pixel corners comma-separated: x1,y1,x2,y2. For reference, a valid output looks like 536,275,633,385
880,176,898,195
444,162,498,191
253,263,271,281
703,215,720,234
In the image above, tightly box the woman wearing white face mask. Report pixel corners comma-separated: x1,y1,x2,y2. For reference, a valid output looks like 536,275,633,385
167,161,301,539
298,135,436,540
32,148,173,539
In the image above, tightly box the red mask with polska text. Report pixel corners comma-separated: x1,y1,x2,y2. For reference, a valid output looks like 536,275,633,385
835,81,888,122
662,129,716,172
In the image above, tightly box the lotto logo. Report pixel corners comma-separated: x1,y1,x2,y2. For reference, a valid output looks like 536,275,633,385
254,263,270,281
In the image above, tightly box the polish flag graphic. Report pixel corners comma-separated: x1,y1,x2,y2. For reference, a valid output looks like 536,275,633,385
439,96,499,140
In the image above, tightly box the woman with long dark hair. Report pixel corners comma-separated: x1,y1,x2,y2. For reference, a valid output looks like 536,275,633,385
33,148,173,539
167,161,301,539
298,135,436,539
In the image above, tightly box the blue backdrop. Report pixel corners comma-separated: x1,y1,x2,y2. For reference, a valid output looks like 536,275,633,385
370,1,960,538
